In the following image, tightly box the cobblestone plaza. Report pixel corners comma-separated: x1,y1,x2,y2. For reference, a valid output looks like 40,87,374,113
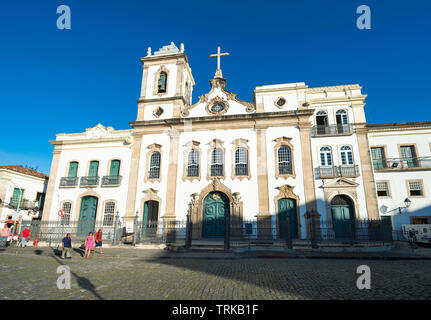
1,248,431,300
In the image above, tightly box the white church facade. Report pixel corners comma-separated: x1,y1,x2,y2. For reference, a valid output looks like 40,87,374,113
41,42,431,239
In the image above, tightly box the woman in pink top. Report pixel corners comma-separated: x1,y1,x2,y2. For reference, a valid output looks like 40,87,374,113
0,224,11,247
84,232,95,258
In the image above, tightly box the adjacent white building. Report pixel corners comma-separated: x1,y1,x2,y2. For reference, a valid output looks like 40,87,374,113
40,42,431,239
0,166,48,223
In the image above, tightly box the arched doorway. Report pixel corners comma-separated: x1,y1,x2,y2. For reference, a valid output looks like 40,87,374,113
202,192,229,238
142,200,159,237
77,196,98,236
330,195,355,239
277,198,298,239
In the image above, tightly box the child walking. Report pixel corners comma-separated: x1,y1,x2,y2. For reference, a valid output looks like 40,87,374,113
84,232,95,258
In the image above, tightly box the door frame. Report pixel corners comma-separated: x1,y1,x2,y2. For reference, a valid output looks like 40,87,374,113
277,197,299,239
274,185,301,239
189,178,243,240
202,191,229,239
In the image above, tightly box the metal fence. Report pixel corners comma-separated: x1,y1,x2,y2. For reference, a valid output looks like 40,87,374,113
19,219,123,246
133,219,188,245
18,216,393,249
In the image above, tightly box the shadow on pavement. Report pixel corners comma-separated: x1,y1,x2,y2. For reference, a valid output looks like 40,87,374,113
49,247,104,300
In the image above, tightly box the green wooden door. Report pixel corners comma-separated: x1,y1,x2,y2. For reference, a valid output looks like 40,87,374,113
68,162,78,177
203,192,229,238
12,188,24,207
109,160,120,176
331,205,354,239
278,198,298,239
89,161,99,176
142,201,159,237
77,196,98,236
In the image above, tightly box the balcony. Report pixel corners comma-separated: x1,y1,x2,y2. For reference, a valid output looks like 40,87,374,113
101,175,122,187
373,157,431,171
318,165,360,179
312,124,353,137
8,198,39,210
59,177,79,188
80,176,100,187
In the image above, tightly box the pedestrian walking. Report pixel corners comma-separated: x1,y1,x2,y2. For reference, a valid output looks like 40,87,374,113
0,224,11,247
61,233,72,259
84,232,95,258
94,228,104,254
20,227,31,247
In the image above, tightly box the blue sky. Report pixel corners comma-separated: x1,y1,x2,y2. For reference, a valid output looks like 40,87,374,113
0,0,430,174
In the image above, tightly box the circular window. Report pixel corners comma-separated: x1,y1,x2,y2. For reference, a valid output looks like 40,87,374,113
211,103,225,113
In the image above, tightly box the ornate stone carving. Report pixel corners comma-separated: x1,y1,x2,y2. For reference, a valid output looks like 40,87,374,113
206,96,229,116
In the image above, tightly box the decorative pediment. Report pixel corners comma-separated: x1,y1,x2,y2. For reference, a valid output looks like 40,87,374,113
181,78,255,117
322,178,360,189
85,124,114,138
276,184,298,199
143,188,158,197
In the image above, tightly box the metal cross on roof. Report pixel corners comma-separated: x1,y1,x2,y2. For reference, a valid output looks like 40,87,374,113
209,46,229,78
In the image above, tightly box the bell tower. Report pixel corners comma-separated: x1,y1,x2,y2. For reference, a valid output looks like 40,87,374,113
136,42,195,121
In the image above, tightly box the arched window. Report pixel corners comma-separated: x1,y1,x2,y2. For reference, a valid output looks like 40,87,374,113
278,146,292,175
319,146,333,166
235,148,248,176
158,72,167,93
61,201,72,225
187,149,199,177
340,146,354,165
103,201,116,226
149,152,161,179
210,148,223,177
316,110,328,134
336,109,348,125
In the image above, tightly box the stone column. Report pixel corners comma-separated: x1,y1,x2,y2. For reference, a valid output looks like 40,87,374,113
124,134,143,224
41,147,62,222
355,123,379,219
256,127,271,237
163,129,180,221
298,122,318,238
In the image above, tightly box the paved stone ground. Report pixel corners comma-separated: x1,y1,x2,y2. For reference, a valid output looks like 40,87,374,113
1,247,431,300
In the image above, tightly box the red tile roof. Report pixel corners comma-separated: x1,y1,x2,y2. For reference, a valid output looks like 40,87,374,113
0,165,49,180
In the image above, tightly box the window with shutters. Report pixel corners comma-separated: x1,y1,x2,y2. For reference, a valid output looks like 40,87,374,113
371,147,387,169
407,180,424,197
376,181,390,197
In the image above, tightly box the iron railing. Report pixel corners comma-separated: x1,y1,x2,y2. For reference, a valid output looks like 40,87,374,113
101,175,122,186
19,219,123,245
8,198,39,210
134,219,187,244
317,165,360,178
16,216,393,249
59,177,79,188
80,176,100,187
312,124,353,136
373,157,431,170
